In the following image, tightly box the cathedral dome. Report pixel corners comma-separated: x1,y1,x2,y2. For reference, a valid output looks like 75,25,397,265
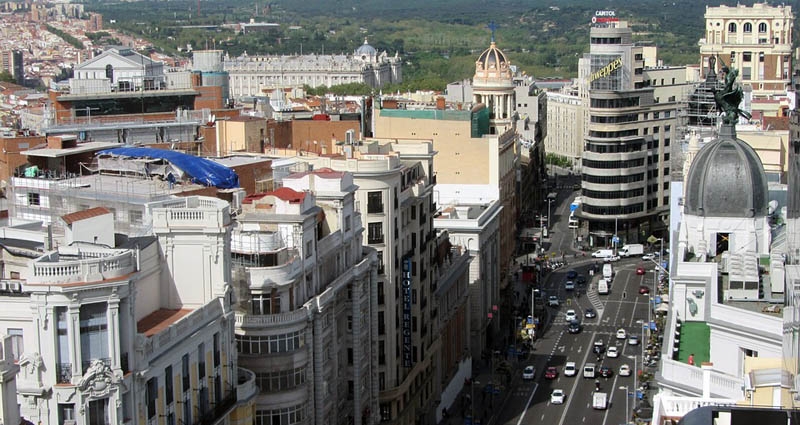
684,126,769,218
476,42,509,72
473,41,512,88
356,38,377,57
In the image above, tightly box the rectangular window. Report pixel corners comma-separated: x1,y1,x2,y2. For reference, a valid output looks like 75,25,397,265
376,251,385,275
27,192,40,206
129,210,143,225
251,293,277,315
88,398,109,425
368,222,384,244
367,191,383,214
213,333,220,367
7,328,22,361
165,365,174,405
198,343,206,380
80,303,109,370
743,52,752,62
742,67,752,80
345,215,351,232
146,377,158,419
56,308,69,382
58,404,75,424
182,354,190,392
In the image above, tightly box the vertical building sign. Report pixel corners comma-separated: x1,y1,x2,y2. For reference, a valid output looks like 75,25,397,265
402,257,413,367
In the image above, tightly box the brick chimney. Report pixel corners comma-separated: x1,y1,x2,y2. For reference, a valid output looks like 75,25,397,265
436,96,446,110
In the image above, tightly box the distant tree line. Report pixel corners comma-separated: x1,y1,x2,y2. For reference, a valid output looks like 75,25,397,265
45,24,84,50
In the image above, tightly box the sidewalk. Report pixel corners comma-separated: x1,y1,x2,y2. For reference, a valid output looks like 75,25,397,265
442,360,509,425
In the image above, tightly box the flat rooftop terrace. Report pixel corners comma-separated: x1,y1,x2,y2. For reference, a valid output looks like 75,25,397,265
677,321,710,366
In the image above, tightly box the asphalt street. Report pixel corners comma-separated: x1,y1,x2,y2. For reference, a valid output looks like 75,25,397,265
496,185,657,425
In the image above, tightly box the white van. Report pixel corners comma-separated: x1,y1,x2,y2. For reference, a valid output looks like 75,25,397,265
598,279,609,295
602,263,613,280
592,249,614,258
583,363,596,378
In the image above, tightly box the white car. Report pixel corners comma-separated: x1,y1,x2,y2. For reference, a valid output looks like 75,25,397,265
604,255,621,262
523,365,536,380
564,362,577,377
607,346,619,358
628,335,639,345
550,389,566,404
619,364,632,376
548,296,560,307
565,309,577,322
642,253,657,261
616,328,627,340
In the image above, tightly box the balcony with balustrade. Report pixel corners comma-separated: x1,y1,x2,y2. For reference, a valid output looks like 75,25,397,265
27,246,137,285
149,196,231,232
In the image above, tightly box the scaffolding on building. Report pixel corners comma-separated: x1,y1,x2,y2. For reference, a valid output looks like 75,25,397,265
674,76,725,178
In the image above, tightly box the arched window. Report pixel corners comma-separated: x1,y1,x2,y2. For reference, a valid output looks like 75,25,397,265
743,22,752,33
105,64,114,82
728,22,737,32
758,23,767,33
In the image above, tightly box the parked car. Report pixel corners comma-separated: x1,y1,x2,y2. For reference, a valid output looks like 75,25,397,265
599,366,614,378
636,266,646,275
564,362,577,377
545,366,558,379
616,328,627,339
548,296,560,307
593,340,605,354
585,308,597,318
628,335,639,345
565,309,577,322
607,346,619,358
523,365,536,380
619,364,632,376
551,389,566,404
639,285,650,295
566,269,578,279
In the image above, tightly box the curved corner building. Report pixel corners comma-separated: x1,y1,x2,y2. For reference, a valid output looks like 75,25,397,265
577,18,677,243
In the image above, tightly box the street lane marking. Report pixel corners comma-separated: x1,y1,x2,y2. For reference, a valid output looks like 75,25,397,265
515,382,539,425
557,331,598,425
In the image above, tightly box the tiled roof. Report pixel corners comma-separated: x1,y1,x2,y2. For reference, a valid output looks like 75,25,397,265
60,207,112,225
270,187,306,203
137,308,193,337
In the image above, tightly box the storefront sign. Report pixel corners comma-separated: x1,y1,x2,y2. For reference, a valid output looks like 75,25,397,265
589,57,623,82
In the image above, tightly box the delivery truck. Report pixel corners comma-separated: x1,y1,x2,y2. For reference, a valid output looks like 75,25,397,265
619,244,644,257
592,392,608,410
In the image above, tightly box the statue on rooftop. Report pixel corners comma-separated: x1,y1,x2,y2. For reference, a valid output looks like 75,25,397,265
712,54,752,125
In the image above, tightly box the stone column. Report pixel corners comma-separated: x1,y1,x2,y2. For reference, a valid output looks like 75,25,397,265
108,295,121,373
68,304,81,379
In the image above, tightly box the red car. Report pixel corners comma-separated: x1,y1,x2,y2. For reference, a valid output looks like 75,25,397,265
636,266,646,275
639,285,650,295
544,366,558,379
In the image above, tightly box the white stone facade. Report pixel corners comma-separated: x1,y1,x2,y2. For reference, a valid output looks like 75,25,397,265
223,40,402,101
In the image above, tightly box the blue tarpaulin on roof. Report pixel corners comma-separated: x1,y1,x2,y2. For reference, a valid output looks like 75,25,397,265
97,147,240,189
